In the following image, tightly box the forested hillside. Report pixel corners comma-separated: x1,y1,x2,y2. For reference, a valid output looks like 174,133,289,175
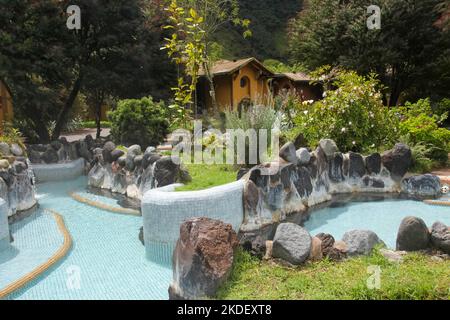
213,0,304,61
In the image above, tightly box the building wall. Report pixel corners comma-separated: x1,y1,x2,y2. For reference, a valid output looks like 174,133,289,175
231,64,270,109
0,81,14,132
199,64,272,112
273,78,322,102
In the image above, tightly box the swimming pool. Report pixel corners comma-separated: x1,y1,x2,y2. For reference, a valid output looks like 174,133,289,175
3,177,172,300
304,195,450,249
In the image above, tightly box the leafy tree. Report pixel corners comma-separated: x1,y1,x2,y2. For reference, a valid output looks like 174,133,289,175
289,70,399,152
288,0,450,106
163,0,250,117
0,0,71,142
109,97,169,147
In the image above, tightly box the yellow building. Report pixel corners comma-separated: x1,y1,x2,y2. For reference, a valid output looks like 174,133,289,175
0,80,14,133
196,58,273,114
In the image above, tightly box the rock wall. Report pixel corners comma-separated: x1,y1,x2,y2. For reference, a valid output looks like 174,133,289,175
0,142,37,217
87,142,187,200
241,140,413,237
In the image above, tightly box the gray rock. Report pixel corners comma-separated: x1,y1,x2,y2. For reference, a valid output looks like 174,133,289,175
111,149,125,162
279,142,297,163
272,223,312,265
236,168,249,180
50,140,62,151
396,216,430,251
319,139,338,160
13,161,27,174
342,230,384,256
348,152,365,178
126,145,142,171
0,142,11,156
296,148,311,165
145,146,156,155
401,174,441,199
28,150,41,164
41,147,59,164
0,159,10,169
134,155,143,167
430,221,450,254
382,143,412,181
142,152,161,169
329,152,344,182
102,141,116,163
128,144,142,156
10,143,23,156
363,176,385,188
117,156,126,167
365,153,381,175
153,156,180,187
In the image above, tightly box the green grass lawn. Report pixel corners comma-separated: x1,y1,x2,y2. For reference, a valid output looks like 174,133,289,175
176,163,239,191
217,248,450,300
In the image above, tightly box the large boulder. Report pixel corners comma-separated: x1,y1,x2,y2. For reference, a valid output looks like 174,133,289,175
279,142,297,164
10,143,23,156
329,152,344,182
41,146,59,164
319,139,338,160
0,159,10,169
0,142,11,156
342,230,384,256
168,217,238,300
365,153,381,175
348,152,366,178
430,221,450,254
401,174,441,199
382,143,412,181
296,148,311,165
153,156,180,187
272,223,312,265
111,149,125,162
102,141,116,163
396,216,430,251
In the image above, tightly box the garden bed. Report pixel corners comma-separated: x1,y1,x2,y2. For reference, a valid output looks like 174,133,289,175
217,248,450,300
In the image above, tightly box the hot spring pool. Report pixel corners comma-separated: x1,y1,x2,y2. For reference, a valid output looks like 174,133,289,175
303,195,450,249
1,177,172,300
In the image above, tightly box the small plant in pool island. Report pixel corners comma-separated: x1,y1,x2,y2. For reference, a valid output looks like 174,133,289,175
108,97,169,148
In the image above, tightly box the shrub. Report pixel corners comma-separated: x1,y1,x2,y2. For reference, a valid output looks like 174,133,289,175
290,70,398,152
224,104,279,165
395,99,450,163
109,97,169,148
0,122,25,150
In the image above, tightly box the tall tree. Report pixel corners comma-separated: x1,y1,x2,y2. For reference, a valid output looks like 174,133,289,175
288,0,450,106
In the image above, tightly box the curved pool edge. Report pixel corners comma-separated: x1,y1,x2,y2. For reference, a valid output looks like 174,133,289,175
0,210,72,299
69,191,141,216
142,180,245,265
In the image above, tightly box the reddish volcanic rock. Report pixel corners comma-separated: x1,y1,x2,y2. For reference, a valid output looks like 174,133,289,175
169,217,238,300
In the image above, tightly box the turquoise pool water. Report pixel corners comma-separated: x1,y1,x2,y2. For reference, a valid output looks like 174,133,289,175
304,197,450,249
4,177,171,300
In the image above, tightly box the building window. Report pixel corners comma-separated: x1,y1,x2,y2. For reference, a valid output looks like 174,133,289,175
240,76,249,88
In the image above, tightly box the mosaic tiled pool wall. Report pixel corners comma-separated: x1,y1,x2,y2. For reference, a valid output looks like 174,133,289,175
142,181,245,265
31,158,85,183
0,199,9,251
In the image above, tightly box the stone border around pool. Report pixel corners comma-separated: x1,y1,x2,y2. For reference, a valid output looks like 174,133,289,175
69,191,141,216
142,181,245,265
31,158,85,183
0,210,72,299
